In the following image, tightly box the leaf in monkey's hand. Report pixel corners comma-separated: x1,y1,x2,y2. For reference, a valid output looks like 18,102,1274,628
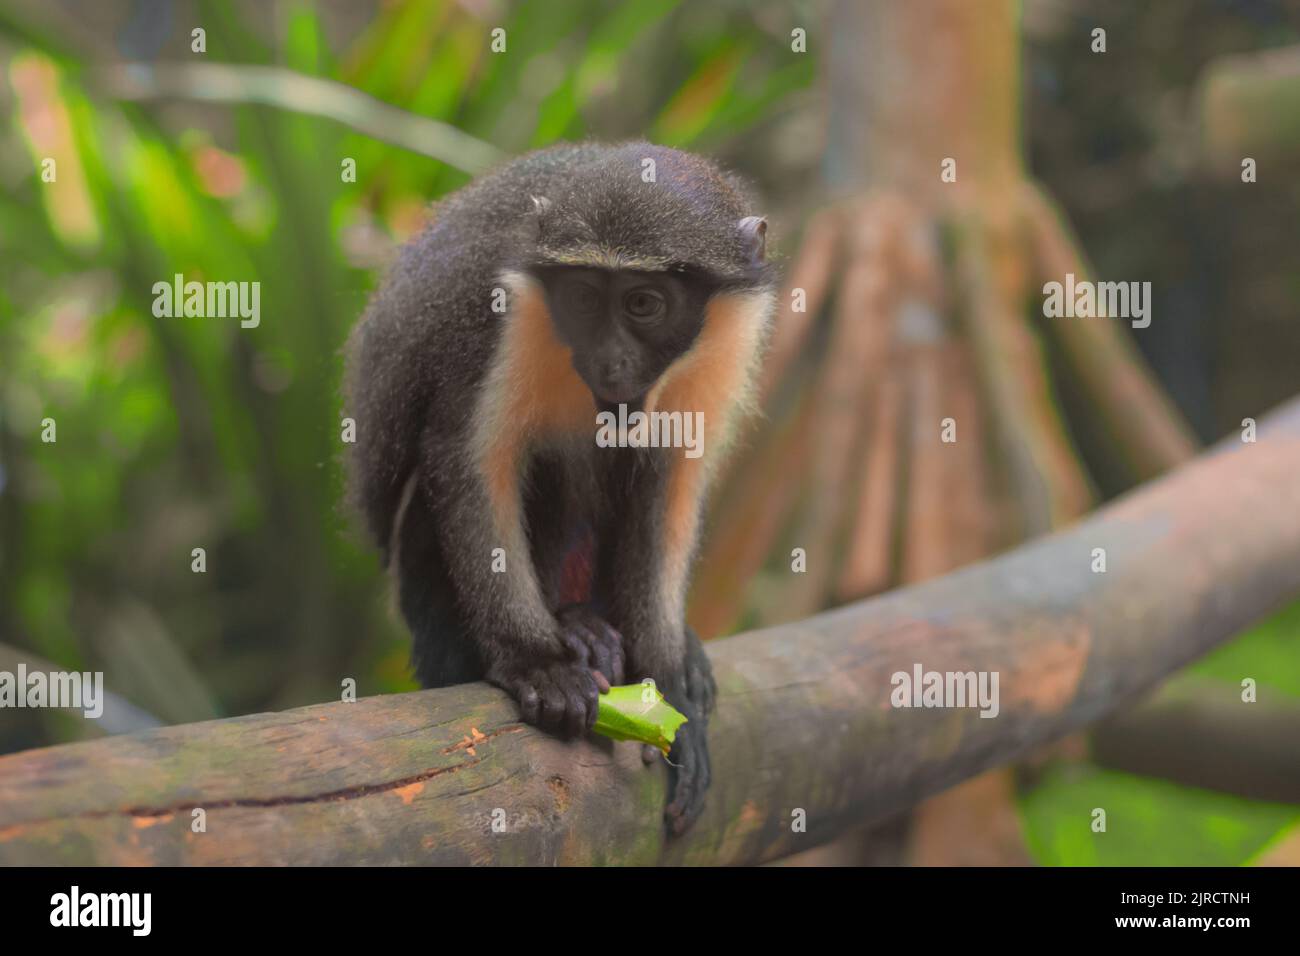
592,683,687,755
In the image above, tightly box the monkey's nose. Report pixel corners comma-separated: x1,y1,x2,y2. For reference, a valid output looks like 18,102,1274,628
600,356,631,380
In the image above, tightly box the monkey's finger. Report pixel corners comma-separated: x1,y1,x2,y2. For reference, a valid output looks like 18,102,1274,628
592,669,611,694
558,628,592,665
602,637,626,686
580,670,600,730
577,620,623,686
597,616,623,641
539,681,568,735
688,663,715,715
563,699,587,739
591,620,626,684
517,683,542,725
666,791,692,835
562,671,598,737
666,730,710,835
585,635,616,688
641,744,660,765
665,743,695,818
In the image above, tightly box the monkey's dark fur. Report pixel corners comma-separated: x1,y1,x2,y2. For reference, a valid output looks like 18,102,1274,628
345,141,775,834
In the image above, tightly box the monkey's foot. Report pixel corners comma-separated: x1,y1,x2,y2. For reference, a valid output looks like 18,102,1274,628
664,718,711,836
661,636,716,835
556,604,625,686
498,660,601,739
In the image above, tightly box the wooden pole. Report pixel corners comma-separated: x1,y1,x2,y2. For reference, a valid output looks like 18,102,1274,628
2,398,1298,865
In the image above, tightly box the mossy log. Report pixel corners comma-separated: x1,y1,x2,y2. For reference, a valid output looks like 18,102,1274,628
2,397,1298,866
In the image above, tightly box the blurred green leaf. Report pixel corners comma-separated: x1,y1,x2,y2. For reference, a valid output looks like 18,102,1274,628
1021,766,1299,866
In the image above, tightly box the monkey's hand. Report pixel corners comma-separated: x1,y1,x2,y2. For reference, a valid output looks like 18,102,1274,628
490,611,622,740
556,604,625,686
493,656,603,740
647,634,717,836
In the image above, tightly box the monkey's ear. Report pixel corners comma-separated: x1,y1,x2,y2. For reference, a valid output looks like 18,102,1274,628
738,215,767,262
518,196,552,246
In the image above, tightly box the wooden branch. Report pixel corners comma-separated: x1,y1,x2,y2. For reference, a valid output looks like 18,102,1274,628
954,217,1094,536
898,342,994,582
835,370,905,600
778,202,906,618
2,397,1299,865
689,205,845,635
1020,185,1200,480
0,643,161,737
757,206,843,404
687,388,815,635
1091,677,1300,804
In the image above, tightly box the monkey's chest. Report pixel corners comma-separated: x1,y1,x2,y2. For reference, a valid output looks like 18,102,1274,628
520,442,605,609
557,521,597,607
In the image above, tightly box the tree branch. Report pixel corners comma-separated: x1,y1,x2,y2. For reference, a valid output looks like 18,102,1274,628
1091,677,1300,804
1,397,1298,865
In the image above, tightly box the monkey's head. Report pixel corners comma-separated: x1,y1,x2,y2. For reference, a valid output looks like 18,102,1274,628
518,143,773,410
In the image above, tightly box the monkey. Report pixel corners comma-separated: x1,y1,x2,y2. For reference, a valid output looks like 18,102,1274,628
344,141,775,834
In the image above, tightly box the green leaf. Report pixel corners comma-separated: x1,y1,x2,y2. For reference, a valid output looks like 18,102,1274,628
592,683,687,754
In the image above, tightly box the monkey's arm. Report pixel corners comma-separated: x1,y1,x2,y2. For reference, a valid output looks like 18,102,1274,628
408,425,618,737
595,448,716,834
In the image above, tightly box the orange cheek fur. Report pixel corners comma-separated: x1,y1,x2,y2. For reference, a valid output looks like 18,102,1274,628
649,293,767,581
481,285,766,585
481,282,593,531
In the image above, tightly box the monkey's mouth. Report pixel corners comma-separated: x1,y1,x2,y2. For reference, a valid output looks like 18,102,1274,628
594,386,646,414
586,375,646,411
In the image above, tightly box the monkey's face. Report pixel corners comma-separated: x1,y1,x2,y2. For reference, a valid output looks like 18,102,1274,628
534,267,716,410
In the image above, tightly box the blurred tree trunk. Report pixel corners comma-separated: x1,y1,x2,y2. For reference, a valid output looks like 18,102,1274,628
695,0,1199,866
825,0,1022,201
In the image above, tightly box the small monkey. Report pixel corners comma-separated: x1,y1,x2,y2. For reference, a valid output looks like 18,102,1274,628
346,141,775,833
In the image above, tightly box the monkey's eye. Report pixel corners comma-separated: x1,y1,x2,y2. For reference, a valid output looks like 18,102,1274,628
564,283,601,315
623,288,666,321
